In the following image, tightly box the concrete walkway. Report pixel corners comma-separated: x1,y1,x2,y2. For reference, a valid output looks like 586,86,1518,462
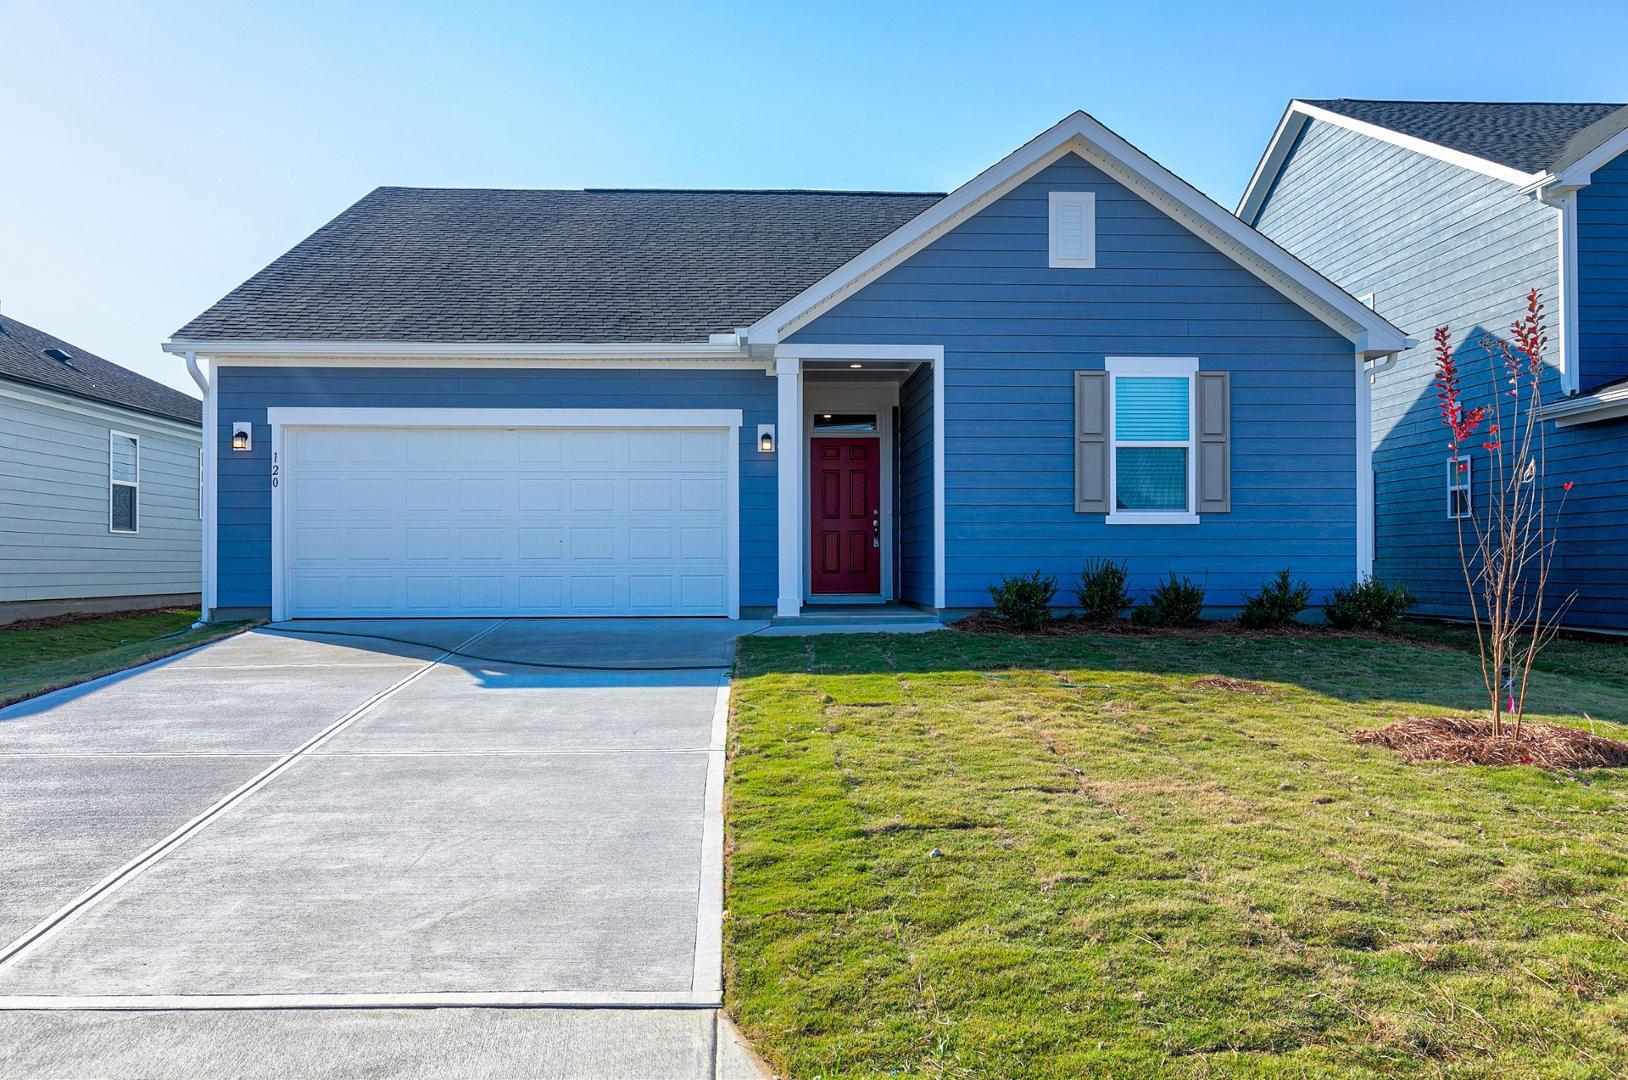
0,618,772,1078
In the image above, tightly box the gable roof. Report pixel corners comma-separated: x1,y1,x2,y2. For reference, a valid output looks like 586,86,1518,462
747,110,1411,357
0,314,201,425
1239,99,1628,223
1303,99,1624,173
172,188,943,345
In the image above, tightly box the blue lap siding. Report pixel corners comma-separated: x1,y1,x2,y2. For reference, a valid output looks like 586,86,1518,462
1578,150,1628,390
212,366,778,612
790,153,1362,611
1253,120,1628,631
896,364,935,605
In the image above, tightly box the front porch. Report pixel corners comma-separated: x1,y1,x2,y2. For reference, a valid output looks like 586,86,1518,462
769,345,945,619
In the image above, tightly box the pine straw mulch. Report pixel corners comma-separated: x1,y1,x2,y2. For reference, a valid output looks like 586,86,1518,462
949,611,1445,648
1354,716,1628,769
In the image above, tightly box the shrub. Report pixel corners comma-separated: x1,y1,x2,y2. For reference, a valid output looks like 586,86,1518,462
1076,559,1131,622
988,571,1057,632
1239,568,1312,629
1325,576,1417,632
1133,573,1206,627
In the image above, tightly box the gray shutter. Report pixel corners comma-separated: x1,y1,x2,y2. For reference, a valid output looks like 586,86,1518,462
1075,371,1109,513
1196,370,1230,514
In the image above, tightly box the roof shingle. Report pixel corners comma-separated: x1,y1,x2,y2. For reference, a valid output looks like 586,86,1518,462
1303,99,1627,174
175,187,946,344
0,315,201,425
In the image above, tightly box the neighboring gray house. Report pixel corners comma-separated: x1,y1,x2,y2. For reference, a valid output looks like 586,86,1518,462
1240,99,1628,632
0,313,203,623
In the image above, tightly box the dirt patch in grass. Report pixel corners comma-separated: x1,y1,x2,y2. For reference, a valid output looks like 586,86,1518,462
1,607,194,633
1193,675,1273,694
1355,715,1628,769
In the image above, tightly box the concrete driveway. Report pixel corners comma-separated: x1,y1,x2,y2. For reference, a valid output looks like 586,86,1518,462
0,618,768,1078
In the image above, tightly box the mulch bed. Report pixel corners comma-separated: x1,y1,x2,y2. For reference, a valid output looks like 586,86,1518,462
1354,716,1628,769
949,611,1439,647
0,607,193,633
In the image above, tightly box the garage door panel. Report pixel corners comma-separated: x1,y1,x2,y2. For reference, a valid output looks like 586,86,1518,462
282,425,732,617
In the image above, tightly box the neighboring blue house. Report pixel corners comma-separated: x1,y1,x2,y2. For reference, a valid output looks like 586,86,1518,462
167,111,1407,622
1240,99,1628,632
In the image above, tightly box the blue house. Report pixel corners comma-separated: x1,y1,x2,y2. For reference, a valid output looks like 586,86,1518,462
167,112,1407,622
1240,99,1628,632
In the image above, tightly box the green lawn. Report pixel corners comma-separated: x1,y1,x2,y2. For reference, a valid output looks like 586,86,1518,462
0,609,249,707
725,628,1628,1078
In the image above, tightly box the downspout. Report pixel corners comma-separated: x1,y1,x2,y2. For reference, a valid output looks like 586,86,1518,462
183,351,211,628
1356,340,1409,581
1537,185,1582,396
184,349,208,396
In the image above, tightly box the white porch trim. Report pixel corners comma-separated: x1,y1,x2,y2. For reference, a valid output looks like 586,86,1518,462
773,357,804,617
773,344,945,615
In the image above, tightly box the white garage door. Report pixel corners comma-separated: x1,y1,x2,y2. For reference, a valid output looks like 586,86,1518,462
279,425,733,618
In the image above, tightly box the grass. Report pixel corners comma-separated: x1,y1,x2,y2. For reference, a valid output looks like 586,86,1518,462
0,609,250,707
725,627,1628,1078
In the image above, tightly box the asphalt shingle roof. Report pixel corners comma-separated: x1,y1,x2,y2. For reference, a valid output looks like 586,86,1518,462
1304,99,1627,173
0,314,201,425
175,187,946,344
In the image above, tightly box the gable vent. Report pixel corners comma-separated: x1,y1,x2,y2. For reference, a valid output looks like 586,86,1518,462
1048,191,1096,269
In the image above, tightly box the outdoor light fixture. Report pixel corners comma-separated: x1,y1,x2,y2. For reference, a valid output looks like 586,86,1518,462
757,424,776,453
231,422,252,452
848,363,863,369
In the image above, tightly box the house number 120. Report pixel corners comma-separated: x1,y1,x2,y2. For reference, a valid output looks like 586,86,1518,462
271,451,279,488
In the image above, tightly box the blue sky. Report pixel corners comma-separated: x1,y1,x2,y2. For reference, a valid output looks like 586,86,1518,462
4,0,1625,396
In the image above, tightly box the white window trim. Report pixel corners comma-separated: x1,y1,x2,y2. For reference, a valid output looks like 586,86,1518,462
1447,455,1473,520
1048,190,1096,269
1105,356,1200,526
109,430,140,535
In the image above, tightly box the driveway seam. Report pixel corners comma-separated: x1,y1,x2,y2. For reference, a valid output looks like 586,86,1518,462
0,620,507,977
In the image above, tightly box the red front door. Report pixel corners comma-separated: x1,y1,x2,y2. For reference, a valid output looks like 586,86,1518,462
810,437,882,595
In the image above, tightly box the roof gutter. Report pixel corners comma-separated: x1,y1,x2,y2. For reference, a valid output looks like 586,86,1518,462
182,349,207,396
161,337,754,361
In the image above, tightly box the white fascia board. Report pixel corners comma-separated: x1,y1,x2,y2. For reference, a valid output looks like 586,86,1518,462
1545,124,1628,192
1285,101,1542,189
1236,105,1309,223
0,377,202,438
746,110,1411,356
1549,383,1628,427
162,338,753,362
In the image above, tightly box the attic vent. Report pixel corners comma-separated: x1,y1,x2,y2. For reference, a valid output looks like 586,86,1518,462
43,347,73,363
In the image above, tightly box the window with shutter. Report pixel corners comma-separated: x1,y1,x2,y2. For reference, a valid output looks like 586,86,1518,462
1081,358,1228,524
1048,191,1096,268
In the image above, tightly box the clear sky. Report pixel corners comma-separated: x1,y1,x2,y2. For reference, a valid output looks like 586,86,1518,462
4,0,1625,397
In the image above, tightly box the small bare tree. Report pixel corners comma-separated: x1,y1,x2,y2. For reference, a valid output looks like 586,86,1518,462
1432,289,1575,736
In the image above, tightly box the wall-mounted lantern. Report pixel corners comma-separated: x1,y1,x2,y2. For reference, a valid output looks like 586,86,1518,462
757,424,776,453
231,422,252,452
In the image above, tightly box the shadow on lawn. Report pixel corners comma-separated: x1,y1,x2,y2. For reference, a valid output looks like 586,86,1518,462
737,627,1628,726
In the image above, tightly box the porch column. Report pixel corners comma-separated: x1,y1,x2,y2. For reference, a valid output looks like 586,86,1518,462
775,354,803,617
